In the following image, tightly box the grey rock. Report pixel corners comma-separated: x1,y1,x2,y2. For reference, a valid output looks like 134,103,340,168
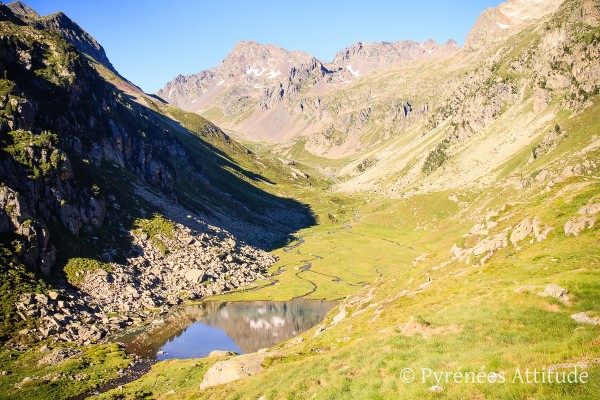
537,284,569,301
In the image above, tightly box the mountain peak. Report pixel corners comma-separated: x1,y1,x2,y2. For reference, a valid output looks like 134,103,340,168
219,40,313,78
230,40,263,52
38,8,116,73
6,0,40,20
464,0,564,50
421,39,439,52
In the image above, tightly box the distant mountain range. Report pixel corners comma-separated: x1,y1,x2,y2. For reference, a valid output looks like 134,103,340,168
155,0,568,150
156,37,460,142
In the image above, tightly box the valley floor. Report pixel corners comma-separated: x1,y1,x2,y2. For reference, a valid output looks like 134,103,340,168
94,173,600,399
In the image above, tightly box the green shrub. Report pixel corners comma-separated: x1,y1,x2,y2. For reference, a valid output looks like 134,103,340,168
422,141,449,175
356,157,377,172
64,258,112,285
134,214,175,255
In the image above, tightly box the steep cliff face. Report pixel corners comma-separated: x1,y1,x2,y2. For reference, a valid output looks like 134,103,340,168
0,15,115,275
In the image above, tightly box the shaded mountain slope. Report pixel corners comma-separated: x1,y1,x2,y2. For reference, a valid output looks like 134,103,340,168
0,3,317,348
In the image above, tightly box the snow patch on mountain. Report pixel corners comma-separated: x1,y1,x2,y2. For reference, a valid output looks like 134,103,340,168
347,65,360,77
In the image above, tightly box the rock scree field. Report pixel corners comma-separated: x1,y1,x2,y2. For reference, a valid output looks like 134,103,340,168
0,0,599,399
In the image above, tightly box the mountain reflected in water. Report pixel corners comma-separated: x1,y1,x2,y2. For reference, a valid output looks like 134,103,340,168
115,299,337,360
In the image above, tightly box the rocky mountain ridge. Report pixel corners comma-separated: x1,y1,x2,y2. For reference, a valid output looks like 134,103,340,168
6,1,117,73
156,36,459,143
156,0,583,158
332,39,460,76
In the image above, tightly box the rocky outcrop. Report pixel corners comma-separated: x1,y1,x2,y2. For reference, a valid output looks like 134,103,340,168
510,218,533,245
564,202,599,236
200,352,269,389
571,311,600,325
537,283,570,302
77,221,276,316
452,213,554,265
5,1,39,21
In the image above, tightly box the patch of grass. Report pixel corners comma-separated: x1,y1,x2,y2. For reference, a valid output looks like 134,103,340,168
63,258,112,286
134,214,175,255
0,78,15,98
0,343,131,400
3,130,63,179
168,107,212,136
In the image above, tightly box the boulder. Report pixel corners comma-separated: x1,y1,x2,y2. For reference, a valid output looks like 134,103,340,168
571,312,600,325
125,286,140,298
184,269,205,283
578,203,600,215
537,284,569,301
59,204,81,236
332,307,347,325
564,215,596,236
179,235,194,246
472,230,508,256
450,244,466,260
470,223,487,235
532,216,552,242
208,350,238,358
430,385,444,393
510,218,532,245
200,353,267,389
533,87,551,113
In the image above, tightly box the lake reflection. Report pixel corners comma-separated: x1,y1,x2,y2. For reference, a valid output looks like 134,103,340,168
116,299,337,360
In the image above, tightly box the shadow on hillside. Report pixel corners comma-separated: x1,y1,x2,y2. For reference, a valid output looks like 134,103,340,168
113,88,316,251
1,26,315,294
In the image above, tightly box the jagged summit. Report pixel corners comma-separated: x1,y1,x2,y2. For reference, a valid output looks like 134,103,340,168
156,40,327,117
219,40,314,78
465,0,564,49
4,1,117,73
6,0,39,20
332,38,460,75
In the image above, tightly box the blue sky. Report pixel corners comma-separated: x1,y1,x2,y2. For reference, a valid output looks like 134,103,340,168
22,1,500,93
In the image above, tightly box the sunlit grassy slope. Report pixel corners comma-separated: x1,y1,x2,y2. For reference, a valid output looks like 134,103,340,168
100,88,600,398
102,175,600,399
